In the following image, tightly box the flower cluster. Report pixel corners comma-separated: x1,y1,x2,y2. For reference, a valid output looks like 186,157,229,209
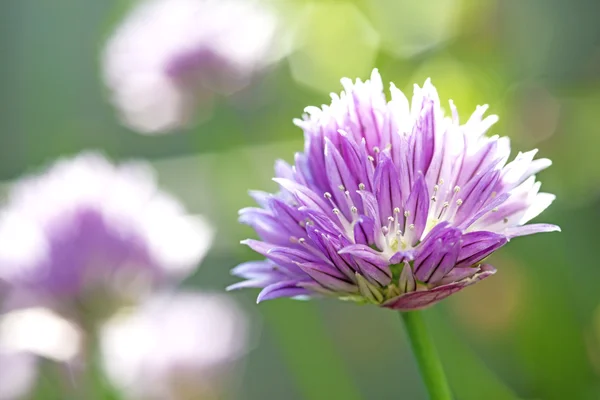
231,70,559,311
0,152,213,312
0,152,253,399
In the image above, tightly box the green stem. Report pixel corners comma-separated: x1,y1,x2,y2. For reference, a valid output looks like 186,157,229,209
400,311,453,400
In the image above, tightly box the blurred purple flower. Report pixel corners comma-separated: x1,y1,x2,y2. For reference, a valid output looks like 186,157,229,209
100,292,250,399
0,152,213,310
102,0,282,134
230,70,559,311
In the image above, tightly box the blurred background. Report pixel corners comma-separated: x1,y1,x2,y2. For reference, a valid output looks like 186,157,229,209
1,0,600,399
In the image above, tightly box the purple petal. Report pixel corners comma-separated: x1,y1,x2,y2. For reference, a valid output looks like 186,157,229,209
241,240,311,272
324,138,360,217
457,192,510,230
412,100,436,176
228,261,284,290
305,226,357,280
269,198,306,238
297,263,358,293
454,168,501,226
395,135,413,202
302,132,329,191
353,216,375,246
414,228,461,284
357,190,384,250
228,261,300,291
257,281,312,303
389,250,414,264
415,222,452,253
293,152,311,187
227,280,268,291
438,267,478,285
455,231,507,268
339,131,371,192
457,139,503,187
239,208,289,245
374,152,403,222
248,190,271,208
354,259,392,287
230,260,278,279
274,159,295,181
338,244,388,268
268,247,324,266
404,174,429,246
273,178,332,217
301,208,345,237
241,239,278,257
296,260,348,281
382,264,497,311
338,243,393,286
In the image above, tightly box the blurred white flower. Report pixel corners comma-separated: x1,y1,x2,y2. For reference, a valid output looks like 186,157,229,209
103,0,282,134
0,351,37,400
100,292,250,400
0,307,82,400
0,152,213,305
0,308,82,361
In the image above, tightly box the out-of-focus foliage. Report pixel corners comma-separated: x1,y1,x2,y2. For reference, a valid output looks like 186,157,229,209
2,0,600,399
287,3,380,93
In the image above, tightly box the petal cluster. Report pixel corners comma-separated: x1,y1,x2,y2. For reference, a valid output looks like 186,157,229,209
0,152,213,302
102,0,280,133
231,70,559,311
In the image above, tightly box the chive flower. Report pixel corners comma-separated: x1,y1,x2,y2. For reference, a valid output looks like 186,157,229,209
230,70,559,311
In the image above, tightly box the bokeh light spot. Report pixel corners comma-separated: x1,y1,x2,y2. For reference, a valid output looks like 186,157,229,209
287,3,380,93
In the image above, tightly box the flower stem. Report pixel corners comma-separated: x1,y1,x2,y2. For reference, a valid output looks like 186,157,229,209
400,311,453,400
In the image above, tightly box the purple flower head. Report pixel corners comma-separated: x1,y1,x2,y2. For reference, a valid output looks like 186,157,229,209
230,70,559,311
0,152,213,311
102,0,282,134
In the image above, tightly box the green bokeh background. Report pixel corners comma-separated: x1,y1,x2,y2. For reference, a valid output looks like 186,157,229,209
3,0,600,399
